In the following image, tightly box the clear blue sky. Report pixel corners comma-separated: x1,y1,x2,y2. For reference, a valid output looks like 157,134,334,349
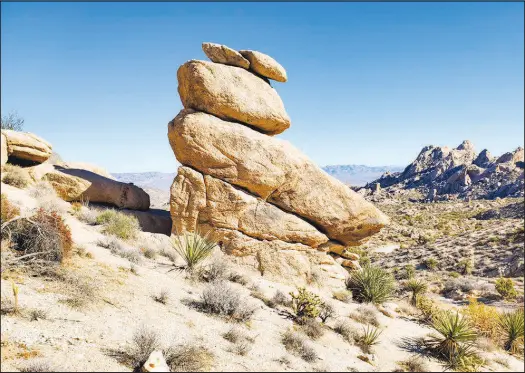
1,2,523,173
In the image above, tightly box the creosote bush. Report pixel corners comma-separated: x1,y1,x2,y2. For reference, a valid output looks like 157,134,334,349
200,281,255,322
346,265,396,304
495,277,517,299
97,210,140,240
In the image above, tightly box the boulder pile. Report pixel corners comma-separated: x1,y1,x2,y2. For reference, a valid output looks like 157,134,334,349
168,43,389,284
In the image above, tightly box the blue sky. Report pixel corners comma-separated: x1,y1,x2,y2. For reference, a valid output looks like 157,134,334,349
1,2,523,173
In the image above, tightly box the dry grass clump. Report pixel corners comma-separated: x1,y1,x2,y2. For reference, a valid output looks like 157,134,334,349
28,181,68,214
2,164,31,188
200,257,230,282
333,320,358,343
28,308,48,321
332,289,352,303
281,330,318,362
127,325,161,369
165,344,215,372
350,304,380,327
356,325,383,353
1,193,20,224
97,236,141,264
152,289,170,305
77,206,98,225
5,208,73,265
96,210,140,240
396,356,428,372
18,360,53,372
300,319,325,340
223,326,255,356
199,281,256,322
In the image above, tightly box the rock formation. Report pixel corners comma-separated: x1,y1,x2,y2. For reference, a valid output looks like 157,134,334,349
366,141,524,201
168,42,389,283
1,129,53,165
1,133,7,166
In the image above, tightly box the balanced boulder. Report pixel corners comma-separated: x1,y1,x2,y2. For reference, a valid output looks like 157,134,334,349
202,42,250,69
177,60,290,135
2,129,52,164
239,50,287,82
168,109,389,246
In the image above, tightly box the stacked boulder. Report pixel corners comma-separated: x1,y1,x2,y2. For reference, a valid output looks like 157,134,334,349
168,43,389,284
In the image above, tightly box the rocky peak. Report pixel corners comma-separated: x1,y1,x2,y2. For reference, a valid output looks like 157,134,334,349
473,149,493,168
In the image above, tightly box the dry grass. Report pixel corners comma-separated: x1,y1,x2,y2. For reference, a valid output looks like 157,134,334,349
300,319,325,340
2,164,31,188
152,289,170,305
18,360,53,372
396,356,428,372
281,330,318,362
349,304,380,327
333,320,358,343
28,181,68,214
332,289,352,303
1,193,20,224
96,210,140,240
97,236,142,264
199,281,256,322
223,327,255,356
165,344,215,372
28,308,48,321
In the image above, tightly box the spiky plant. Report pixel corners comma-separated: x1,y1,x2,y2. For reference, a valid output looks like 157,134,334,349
498,309,524,354
405,278,428,306
427,311,477,363
358,325,383,353
345,265,396,304
171,230,217,271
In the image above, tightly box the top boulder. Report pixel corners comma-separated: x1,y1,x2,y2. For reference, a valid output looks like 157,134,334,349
1,129,52,164
202,42,250,69
239,50,287,82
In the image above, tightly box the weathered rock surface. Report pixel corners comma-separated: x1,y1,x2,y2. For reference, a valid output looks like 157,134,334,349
177,60,290,135
202,42,250,69
367,141,524,201
41,166,150,210
2,129,52,164
475,202,524,220
1,133,7,166
121,208,172,235
239,50,287,82
63,162,114,179
170,166,328,247
168,110,389,246
141,351,170,372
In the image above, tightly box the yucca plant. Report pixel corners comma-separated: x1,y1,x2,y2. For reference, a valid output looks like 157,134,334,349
405,278,428,306
358,325,383,353
345,265,396,304
427,311,477,363
498,309,524,353
171,230,217,271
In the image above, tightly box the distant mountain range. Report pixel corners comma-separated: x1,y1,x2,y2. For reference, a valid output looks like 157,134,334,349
113,165,404,192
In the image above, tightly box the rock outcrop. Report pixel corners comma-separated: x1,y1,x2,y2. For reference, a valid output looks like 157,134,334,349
1,129,52,164
202,42,250,69
167,43,388,284
1,133,7,166
366,141,524,201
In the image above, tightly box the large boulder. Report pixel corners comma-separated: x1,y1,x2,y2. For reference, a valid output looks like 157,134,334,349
202,42,250,69
177,60,290,135
170,166,328,247
62,162,114,179
239,50,287,82
120,209,172,235
42,166,150,210
473,149,493,168
168,110,389,246
1,133,7,166
2,130,52,164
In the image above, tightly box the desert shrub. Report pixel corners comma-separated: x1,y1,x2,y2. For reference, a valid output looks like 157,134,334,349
152,289,170,305
345,265,395,304
281,330,318,362
462,298,500,339
2,164,30,188
290,287,323,321
200,281,255,322
404,264,416,279
332,289,352,303
350,304,380,327
71,202,82,214
28,308,48,321
97,236,141,264
223,327,253,344
271,290,292,308
458,258,474,275
333,320,358,343
495,277,517,299
1,111,24,131
396,356,428,372
164,344,214,372
7,208,72,264
424,258,438,271
77,206,98,225
228,271,249,286
301,319,325,340
356,325,382,353
442,278,479,295
318,302,336,323
141,246,158,259
19,360,53,372
498,309,524,354
449,271,461,278
28,181,68,214
97,210,140,240
201,257,230,282
405,278,428,306
128,325,161,369
172,230,217,271
416,296,439,322
426,311,478,367
1,194,20,224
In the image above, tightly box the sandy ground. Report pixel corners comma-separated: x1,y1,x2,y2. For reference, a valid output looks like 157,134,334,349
1,182,524,372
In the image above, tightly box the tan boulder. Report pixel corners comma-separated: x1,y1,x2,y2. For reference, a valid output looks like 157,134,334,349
42,166,150,210
121,209,171,236
239,50,287,82
141,351,170,372
2,130,52,164
168,110,389,246
170,166,328,247
63,162,114,179
202,42,250,69
335,257,362,271
1,133,7,166
177,60,290,135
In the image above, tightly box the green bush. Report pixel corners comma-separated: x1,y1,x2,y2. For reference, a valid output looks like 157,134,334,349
97,210,140,240
345,265,396,304
495,278,517,299
404,264,416,279
458,258,474,275
424,258,438,271
289,287,323,321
